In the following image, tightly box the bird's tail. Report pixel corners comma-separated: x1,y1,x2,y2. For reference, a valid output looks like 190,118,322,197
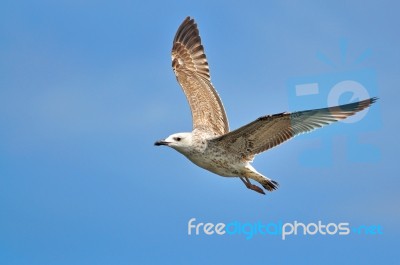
244,165,279,192
260,178,279,191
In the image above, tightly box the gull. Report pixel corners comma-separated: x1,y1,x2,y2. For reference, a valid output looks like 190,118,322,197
154,17,378,195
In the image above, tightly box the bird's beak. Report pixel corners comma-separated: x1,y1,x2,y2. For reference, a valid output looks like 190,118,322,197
154,140,169,146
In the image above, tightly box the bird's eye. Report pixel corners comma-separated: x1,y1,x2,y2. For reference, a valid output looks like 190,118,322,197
174,137,181,141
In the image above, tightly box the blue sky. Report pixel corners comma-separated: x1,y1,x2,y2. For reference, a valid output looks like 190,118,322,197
1,1,399,264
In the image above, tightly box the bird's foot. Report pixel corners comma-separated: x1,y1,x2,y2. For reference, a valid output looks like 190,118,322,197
248,184,266,195
240,177,266,195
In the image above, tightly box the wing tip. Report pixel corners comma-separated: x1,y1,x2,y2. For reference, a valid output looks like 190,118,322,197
330,96,378,113
354,96,379,111
370,96,379,104
172,16,212,81
174,16,197,43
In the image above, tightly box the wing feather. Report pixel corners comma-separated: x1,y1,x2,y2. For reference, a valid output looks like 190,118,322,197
172,17,228,135
210,98,377,159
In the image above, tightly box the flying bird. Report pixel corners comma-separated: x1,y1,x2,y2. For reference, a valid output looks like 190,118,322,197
155,17,378,195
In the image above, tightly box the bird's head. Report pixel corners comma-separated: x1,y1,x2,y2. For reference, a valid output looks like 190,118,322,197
154,132,193,153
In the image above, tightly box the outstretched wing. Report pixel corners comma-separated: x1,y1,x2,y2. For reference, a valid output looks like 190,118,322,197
172,17,229,136
210,98,377,159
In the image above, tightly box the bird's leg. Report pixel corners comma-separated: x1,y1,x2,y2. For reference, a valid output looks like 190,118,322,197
239,177,265,195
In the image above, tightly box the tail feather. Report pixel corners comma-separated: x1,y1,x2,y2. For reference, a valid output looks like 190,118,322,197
260,179,279,191
243,165,279,192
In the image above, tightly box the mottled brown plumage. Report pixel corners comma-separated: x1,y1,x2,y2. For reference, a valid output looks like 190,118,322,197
155,17,378,195
172,17,229,136
210,98,377,161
